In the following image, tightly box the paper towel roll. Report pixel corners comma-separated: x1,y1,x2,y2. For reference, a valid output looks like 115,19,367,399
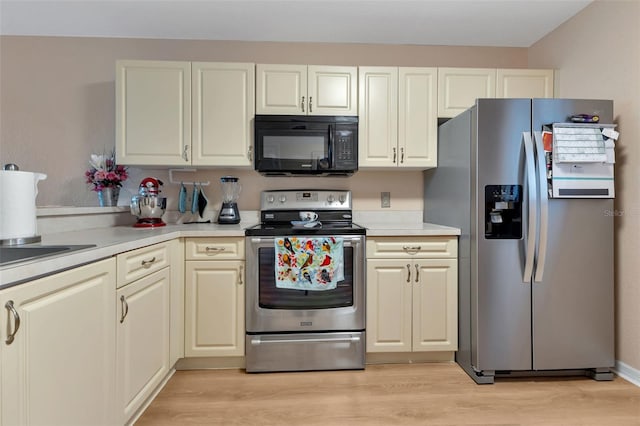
0,170,47,242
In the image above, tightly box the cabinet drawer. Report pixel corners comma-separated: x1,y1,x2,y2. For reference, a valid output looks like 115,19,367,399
116,241,171,288
366,237,457,259
185,237,245,260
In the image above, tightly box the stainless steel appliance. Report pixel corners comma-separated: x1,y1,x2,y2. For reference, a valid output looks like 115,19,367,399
245,190,366,372
217,176,241,224
254,115,358,176
130,177,167,228
424,98,615,384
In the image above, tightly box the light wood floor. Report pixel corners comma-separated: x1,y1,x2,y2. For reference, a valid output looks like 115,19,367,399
137,363,640,425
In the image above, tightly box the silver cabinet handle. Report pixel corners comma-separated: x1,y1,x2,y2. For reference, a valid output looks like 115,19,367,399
301,96,305,113
247,146,253,161
120,295,129,323
5,300,20,345
401,147,405,163
309,96,313,113
141,256,156,268
205,247,226,255
182,145,189,162
402,246,421,254
393,147,397,163
406,264,411,283
238,265,244,285
415,264,420,283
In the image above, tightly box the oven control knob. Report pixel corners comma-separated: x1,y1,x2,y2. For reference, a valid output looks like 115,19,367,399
278,195,287,203
266,195,275,204
338,194,346,204
327,195,335,204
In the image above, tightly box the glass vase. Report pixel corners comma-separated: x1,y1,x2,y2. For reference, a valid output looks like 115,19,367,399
98,187,120,207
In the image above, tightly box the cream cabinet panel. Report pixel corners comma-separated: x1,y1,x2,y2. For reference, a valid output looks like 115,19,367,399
366,237,458,259
1,259,116,426
496,68,554,99
256,64,307,114
117,241,172,288
192,62,255,166
366,259,412,352
358,67,398,167
116,60,191,165
399,68,438,168
116,267,170,424
169,239,185,367
308,66,358,115
185,260,245,357
185,237,245,260
413,259,458,352
438,68,496,118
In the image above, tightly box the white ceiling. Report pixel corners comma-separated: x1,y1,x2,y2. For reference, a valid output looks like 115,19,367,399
0,0,592,47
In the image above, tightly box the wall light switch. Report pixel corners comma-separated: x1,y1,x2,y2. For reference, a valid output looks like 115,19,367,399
381,192,391,208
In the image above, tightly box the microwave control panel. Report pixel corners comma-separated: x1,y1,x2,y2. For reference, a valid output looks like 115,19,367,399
334,128,357,168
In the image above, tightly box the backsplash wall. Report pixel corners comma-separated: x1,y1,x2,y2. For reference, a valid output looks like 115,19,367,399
0,36,528,209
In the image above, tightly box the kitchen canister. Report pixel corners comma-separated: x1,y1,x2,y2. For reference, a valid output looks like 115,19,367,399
0,169,47,245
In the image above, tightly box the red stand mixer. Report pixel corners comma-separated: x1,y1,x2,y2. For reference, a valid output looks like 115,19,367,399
130,177,167,228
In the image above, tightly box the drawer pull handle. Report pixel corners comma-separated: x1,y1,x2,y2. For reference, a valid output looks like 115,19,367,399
238,266,244,285
402,246,421,254
141,257,156,268
415,264,420,283
406,264,411,283
205,247,226,255
5,300,20,345
120,295,129,323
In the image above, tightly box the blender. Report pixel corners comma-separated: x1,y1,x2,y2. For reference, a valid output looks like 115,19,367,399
130,177,167,228
217,176,241,224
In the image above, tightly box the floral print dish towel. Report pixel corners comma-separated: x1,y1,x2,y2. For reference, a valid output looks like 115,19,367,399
275,237,344,291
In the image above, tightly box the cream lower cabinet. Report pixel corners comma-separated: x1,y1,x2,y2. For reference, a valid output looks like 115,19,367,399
116,60,255,167
116,242,173,425
185,238,245,357
366,237,458,353
359,67,437,169
0,258,117,426
256,64,357,115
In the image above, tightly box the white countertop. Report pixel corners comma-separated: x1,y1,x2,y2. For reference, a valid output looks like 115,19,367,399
1,220,460,288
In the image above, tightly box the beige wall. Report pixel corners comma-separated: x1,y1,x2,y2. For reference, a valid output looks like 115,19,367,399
0,36,527,210
529,0,640,372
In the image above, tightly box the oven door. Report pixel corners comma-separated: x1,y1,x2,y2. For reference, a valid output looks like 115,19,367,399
245,234,365,333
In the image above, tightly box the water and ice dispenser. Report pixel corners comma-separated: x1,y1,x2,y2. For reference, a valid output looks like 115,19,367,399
485,185,522,239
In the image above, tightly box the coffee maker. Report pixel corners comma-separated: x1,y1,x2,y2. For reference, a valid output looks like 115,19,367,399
217,176,241,224
130,177,167,228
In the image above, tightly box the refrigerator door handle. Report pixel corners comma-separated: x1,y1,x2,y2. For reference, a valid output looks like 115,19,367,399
522,132,537,283
533,131,549,282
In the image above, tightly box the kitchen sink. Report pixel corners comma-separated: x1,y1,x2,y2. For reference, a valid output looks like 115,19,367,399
0,245,97,267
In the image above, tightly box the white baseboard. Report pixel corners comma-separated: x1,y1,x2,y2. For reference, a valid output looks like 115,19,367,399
614,360,640,388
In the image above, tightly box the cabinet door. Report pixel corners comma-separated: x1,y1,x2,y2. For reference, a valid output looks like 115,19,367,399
192,62,255,166
116,267,170,424
399,67,438,168
366,259,412,353
308,65,358,116
116,60,191,165
496,68,554,99
413,259,458,352
1,259,116,426
185,260,245,357
256,64,307,114
358,67,398,167
437,67,496,118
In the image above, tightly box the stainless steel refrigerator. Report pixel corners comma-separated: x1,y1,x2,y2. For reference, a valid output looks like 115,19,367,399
424,98,615,384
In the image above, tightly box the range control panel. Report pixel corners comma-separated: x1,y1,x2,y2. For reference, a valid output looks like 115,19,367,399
260,190,351,211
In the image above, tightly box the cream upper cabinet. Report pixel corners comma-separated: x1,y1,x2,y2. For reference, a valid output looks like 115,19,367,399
359,67,437,168
438,67,496,118
496,68,554,99
366,237,458,353
116,60,191,166
0,259,117,426
192,62,255,166
257,64,357,116
185,238,245,357
116,60,255,167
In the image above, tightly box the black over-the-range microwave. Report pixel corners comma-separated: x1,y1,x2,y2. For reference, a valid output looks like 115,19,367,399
254,115,358,176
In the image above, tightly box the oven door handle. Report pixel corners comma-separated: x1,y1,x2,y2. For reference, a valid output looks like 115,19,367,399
250,237,363,246
251,336,361,345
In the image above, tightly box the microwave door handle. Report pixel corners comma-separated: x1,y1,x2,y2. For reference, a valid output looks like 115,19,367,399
328,124,334,167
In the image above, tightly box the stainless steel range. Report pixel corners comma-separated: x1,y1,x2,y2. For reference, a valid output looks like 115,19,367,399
245,190,366,373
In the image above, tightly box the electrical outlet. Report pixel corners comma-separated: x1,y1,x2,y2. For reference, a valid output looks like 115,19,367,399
381,192,391,208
